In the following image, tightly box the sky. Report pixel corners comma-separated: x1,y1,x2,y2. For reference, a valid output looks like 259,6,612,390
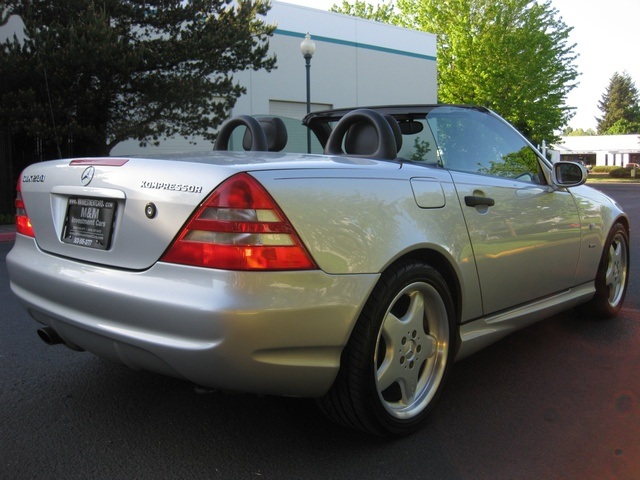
280,0,640,131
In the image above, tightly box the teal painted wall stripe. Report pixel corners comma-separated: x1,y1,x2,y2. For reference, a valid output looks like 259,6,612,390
276,29,436,62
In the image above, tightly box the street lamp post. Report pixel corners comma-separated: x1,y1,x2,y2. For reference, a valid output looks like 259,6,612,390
300,32,316,153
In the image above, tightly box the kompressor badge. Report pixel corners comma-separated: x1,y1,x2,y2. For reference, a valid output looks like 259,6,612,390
140,180,203,193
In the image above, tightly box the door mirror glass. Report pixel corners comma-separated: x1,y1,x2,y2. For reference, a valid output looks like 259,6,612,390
552,161,587,187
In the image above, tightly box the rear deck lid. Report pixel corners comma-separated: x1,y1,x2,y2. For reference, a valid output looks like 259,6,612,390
19,157,232,270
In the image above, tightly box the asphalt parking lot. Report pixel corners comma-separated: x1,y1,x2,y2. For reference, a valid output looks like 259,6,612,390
1,183,638,480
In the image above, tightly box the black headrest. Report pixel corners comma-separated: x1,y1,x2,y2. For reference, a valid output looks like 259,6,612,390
243,117,288,152
344,115,402,155
344,122,377,156
385,115,403,152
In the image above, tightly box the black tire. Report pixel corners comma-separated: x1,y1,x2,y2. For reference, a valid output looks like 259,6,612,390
318,259,456,436
582,222,629,318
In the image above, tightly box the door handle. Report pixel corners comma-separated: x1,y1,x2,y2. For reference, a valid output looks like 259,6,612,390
464,195,495,207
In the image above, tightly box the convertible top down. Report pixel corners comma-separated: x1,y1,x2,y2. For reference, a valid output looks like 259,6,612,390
7,105,629,435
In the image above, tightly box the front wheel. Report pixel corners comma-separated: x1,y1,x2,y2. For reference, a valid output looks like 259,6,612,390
583,222,630,318
318,260,456,436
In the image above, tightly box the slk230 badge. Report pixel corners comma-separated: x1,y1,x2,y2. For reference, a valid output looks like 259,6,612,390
22,174,46,183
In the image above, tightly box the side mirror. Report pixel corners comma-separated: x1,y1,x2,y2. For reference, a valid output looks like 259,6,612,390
551,161,587,188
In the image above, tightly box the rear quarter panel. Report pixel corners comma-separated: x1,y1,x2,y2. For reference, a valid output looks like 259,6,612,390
251,165,484,322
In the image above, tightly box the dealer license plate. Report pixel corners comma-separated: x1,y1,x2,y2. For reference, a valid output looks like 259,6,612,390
62,197,117,250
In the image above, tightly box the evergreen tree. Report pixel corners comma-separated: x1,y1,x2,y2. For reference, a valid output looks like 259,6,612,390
0,0,276,157
597,71,640,134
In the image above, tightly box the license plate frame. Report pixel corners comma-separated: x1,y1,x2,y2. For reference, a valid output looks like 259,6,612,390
62,197,117,250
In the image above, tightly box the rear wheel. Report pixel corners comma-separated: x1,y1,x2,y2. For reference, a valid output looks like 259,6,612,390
583,223,629,318
318,260,456,436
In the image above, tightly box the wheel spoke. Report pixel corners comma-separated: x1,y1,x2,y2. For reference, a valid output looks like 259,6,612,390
423,333,437,358
377,290,442,398
398,361,422,404
404,291,426,329
605,243,619,284
376,348,406,392
605,239,625,305
381,311,407,348
376,312,400,390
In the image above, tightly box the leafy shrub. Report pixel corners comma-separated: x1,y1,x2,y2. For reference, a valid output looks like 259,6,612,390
609,168,631,178
591,165,621,174
0,213,15,225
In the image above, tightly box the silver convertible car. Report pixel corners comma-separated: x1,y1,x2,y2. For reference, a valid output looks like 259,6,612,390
7,105,630,436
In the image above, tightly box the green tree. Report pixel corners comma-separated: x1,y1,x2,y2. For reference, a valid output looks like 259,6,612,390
562,127,596,136
597,71,640,134
330,0,396,22
479,146,540,178
0,0,276,157
336,0,578,146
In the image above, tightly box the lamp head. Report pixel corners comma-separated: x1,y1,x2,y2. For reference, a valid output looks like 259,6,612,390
300,32,316,58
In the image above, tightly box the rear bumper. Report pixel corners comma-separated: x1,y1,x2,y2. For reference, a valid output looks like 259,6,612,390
7,235,378,397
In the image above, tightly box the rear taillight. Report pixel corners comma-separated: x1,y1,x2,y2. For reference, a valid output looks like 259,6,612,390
161,173,317,271
15,179,35,237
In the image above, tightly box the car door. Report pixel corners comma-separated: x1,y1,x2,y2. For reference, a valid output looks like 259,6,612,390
427,107,582,315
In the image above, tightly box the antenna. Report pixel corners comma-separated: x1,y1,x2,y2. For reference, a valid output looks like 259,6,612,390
42,64,62,159
21,19,63,159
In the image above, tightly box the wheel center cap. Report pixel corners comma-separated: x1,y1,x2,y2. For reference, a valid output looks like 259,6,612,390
404,339,417,360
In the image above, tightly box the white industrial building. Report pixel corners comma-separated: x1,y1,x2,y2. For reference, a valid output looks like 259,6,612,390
111,1,438,155
0,2,437,156
0,1,437,213
550,134,640,168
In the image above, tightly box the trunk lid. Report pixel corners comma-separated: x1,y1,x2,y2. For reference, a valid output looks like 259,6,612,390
18,152,398,270
19,156,233,270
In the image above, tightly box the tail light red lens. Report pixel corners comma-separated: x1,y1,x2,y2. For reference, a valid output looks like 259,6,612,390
15,179,35,238
161,173,317,271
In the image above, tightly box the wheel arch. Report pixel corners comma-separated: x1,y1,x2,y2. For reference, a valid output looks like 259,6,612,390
320,246,462,435
614,214,630,236
578,215,631,319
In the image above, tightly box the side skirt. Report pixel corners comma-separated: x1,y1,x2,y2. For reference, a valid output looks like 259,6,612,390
455,283,595,361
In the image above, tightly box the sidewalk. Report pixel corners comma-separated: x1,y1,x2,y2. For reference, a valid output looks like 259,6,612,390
0,224,16,243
